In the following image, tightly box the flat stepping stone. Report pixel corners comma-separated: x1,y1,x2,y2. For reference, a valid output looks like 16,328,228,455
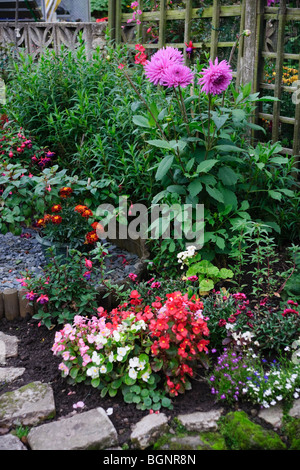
176,409,224,432
0,381,55,428
0,433,27,450
0,332,19,364
130,413,169,450
0,367,25,385
27,407,118,450
258,404,283,429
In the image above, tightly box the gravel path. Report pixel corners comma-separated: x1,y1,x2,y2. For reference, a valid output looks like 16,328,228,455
0,230,140,292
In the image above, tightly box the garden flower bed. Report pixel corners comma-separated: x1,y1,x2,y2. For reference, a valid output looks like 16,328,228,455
0,31,300,450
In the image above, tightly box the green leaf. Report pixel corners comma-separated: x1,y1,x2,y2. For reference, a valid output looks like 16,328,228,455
199,278,214,291
188,179,203,198
206,185,224,203
219,268,234,279
147,139,173,150
155,155,174,181
211,113,230,130
268,190,282,201
133,115,151,128
214,145,244,153
217,167,238,186
197,159,218,174
91,377,100,388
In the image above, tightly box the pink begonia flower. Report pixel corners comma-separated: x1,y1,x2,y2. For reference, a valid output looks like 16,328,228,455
73,401,85,409
198,57,233,96
129,273,137,281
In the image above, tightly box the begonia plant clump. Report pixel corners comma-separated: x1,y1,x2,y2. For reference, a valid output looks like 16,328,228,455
52,290,210,409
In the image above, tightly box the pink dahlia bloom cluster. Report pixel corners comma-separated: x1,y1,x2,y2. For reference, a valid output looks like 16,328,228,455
198,57,233,96
144,46,194,88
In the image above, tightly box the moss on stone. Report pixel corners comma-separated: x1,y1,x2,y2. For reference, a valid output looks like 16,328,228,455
220,411,286,450
283,418,300,450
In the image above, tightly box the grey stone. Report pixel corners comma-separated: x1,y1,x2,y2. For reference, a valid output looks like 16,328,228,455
0,332,19,364
0,366,25,384
258,404,283,429
288,399,300,419
0,433,27,450
130,413,169,450
0,381,56,428
176,409,223,432
27,407,118,450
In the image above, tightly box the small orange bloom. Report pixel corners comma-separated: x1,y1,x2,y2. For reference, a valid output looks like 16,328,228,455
59,187,72,198
85,230,99,244
51,204,62,213
51,215,62,224
75,205,88,214
81,209,93,218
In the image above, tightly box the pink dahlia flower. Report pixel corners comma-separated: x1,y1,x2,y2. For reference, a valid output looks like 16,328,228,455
198,57,233,96
144,46,184,86
161,63,194,88
151,46,184,64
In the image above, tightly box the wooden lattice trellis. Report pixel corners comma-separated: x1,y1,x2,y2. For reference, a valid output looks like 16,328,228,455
108,0,300,160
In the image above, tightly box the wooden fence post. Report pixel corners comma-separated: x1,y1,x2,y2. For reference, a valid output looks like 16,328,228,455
272,0,287,144
241,0,264,90
210,0,220,61
108,0,116,42
158,0,167,49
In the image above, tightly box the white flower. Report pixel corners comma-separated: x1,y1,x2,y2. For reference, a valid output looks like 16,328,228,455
276,395,283,401
106,407,113,416
293,392,299,399
137,360,146,370
141,372,150,382
117,347,128,357
92,351,102,365
129,357,140,368
108,352,115,363
113,331,121,342
128,368,137,380
86,366,99,379
100,365,107,374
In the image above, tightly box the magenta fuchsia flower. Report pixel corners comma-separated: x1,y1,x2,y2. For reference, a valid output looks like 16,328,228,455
161,63,194,88
37,294,49,304
198,57,233,96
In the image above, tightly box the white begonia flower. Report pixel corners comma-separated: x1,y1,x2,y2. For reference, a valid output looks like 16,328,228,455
113,331,121,342
100,365,107,374
294,392,299,399
137,360,146,370
92,351,102,365
86,366,99,379
128,368,137,380
129,357,140,368
141,372,150,382
108,352,115,362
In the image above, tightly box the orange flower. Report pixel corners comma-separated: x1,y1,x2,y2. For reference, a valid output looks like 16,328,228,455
81,209,93,218
75,205,88,214
51,204,62,213
51,215,62,224
36,218,45,227
85,230,99,244
59,187,72,198
43,214,52,223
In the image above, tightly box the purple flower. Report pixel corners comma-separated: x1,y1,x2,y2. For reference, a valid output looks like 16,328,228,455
161,63,194,88
26,291,37,301
198,57,232,96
